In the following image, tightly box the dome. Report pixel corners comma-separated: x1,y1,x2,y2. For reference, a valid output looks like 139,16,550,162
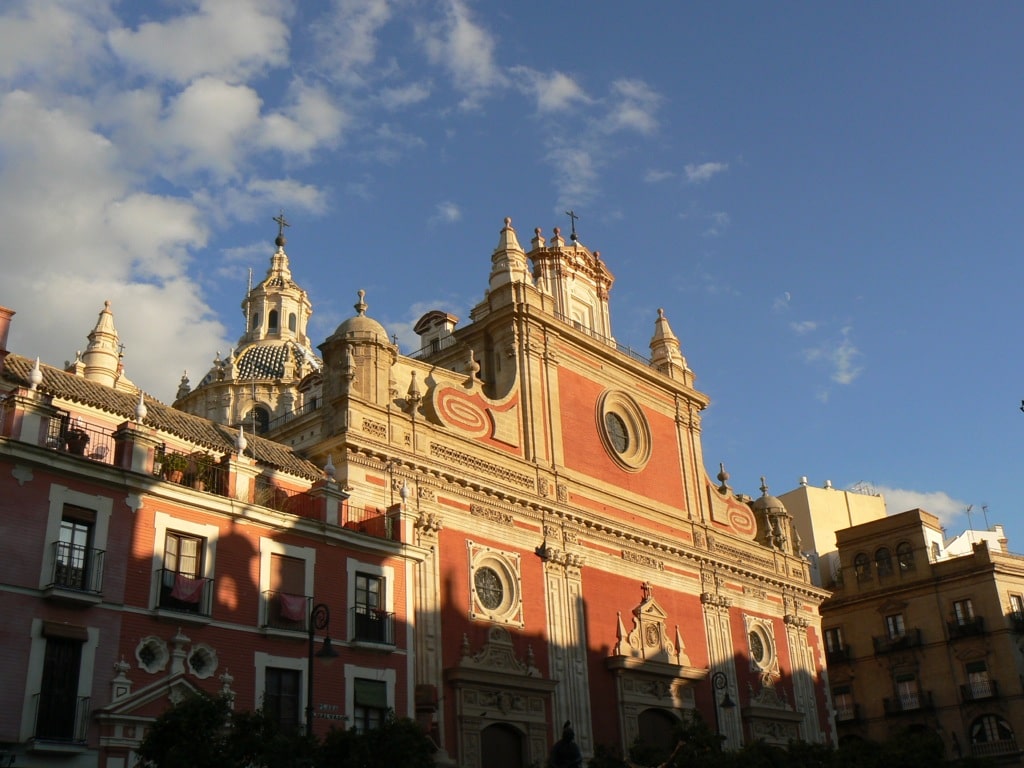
751,477,787,515
329,290,389,343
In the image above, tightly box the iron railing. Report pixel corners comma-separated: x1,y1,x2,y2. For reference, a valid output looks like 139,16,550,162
156,568,214,616
961,679,999,701
262,590,311,631
33,693,90,743
350,606,395,645
49,541,104,593
883,690,933,714
45,414,115,463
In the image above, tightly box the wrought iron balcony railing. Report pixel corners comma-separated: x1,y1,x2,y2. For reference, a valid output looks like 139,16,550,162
33,693,90,743
156,568,213,616
262,590,311,631
351,606,395,645
48,541,104,594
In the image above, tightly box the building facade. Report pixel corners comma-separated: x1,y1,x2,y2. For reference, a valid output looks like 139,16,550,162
1,217,835,768
821,507,1024,761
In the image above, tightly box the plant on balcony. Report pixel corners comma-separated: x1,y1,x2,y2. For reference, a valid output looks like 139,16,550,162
160,452,189,483
186,452,217,491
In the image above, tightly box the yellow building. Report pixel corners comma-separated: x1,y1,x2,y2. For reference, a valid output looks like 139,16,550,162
821,508,1024,761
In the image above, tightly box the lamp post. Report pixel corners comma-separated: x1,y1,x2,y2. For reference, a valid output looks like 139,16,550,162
711,671,735,743
306,602,339,738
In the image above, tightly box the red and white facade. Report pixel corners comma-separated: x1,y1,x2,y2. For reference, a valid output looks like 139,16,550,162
0,218,833,768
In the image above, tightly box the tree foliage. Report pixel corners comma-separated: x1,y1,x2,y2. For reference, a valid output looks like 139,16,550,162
137,694,433,768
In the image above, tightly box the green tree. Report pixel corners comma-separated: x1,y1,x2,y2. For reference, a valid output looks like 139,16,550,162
317,714,435,768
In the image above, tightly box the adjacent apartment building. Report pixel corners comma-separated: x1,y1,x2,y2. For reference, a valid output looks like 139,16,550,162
820,507,1024,762
0,217,835,768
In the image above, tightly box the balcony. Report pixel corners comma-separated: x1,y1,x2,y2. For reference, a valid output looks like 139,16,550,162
155,448,227,495
961,679,999,702
971,739,1021,760
947,616,985,639
883,690,933,714
262,590,310,632
872,628,922,654
45,414,115,464
45,542,104,604
351,606,395,646
33,693,89,745
835,703,860,723
1010,613,1024,633
826,644,852,664
156,568,213,620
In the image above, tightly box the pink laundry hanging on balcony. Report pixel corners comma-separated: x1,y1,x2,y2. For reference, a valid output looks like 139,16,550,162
170,573,204,603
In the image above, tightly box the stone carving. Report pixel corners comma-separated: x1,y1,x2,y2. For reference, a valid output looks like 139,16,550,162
429,443,535,490
470,503,514,526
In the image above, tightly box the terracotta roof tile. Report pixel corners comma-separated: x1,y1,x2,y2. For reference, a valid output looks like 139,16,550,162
2,354,323,481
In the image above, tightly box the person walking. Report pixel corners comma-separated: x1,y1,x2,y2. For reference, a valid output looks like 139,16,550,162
549,721,583,768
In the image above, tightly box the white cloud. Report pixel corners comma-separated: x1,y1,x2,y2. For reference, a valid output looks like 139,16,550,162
108,0,290,84
510,67,590,113
686,161,728,183
419,0,505,108
0,1,110,85
644,169,674,183
260,82,348,156
431,201,462,225
704,211,730,237
312,0,392,84
546,144,600,210
871,485,967,528
790,320,817,335
378,82,432,110
605,78,661,135
804,326,863,385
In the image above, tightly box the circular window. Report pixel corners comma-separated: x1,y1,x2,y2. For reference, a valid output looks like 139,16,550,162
596,391,652,471
469,548,523,627
747,624,775,671
749,631,765,664
474,566,504,610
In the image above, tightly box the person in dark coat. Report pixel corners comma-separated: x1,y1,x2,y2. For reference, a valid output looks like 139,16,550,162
549,721,583,768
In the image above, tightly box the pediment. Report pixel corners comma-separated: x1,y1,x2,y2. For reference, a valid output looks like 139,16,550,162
95,673,203,720
611,582,690,666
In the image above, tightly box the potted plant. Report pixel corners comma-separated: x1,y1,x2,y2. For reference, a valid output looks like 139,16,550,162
187,452,216,491
64,421,90,455
160,452,189,484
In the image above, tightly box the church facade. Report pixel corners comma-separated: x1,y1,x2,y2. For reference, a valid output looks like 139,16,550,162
0,217,833,768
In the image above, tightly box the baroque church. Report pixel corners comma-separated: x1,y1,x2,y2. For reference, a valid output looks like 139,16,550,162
175,217,832,763
0,216,832,768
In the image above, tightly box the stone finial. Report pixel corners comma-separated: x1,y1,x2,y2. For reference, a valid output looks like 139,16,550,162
235,425,248,454
324,453,336,482
135,390,148,423
176,371,191,400
400,480,409,504
29,356,42,391
354,289,368,317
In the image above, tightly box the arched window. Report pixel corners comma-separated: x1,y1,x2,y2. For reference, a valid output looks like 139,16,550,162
875,547,893,577
244,406,270,435
897,542,915,571
288,313,297,332
251,313,260,331
854,553,871,581
268,310,279,332
971,714,1013,745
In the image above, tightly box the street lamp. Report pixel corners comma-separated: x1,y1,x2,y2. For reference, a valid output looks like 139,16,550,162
711,671,735,741
306,602,339,737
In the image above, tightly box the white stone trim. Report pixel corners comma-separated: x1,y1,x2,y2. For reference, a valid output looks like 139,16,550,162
39,484,113,589
254,651,307,728
258,537,316,626
151,511,218,608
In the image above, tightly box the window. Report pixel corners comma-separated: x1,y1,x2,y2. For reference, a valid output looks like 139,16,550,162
824,627,844,654
35,630,86,741
854,553,871,581
971,715,1014,745
344,665,395,734
966,661,993,700
596,390,652,471
245,406,270,435
954,599,975,626
53,505,103,593
896,674,920,710
354,573,389,643
251,312,260,331
347,559,395,645
264,667,301,731
352,678,388,733
875,547,892,577
159,531,207,613
468,544,524,627
1011,594,1024,619
261,543,313,631
896,542,915,570
833,685,856,721
40,486,112,596
268,310,279,332
288,313,297,333
152,512,217,618
886,613,905,639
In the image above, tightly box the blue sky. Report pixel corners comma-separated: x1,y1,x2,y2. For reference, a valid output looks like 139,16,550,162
3,1,1023,545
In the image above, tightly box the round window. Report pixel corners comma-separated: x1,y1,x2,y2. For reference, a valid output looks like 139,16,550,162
596,391,652,472
604,412,629,453
749,630,766,664
474,566,504,610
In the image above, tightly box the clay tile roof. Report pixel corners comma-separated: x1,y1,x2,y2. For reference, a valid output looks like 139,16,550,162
2,354,323,481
